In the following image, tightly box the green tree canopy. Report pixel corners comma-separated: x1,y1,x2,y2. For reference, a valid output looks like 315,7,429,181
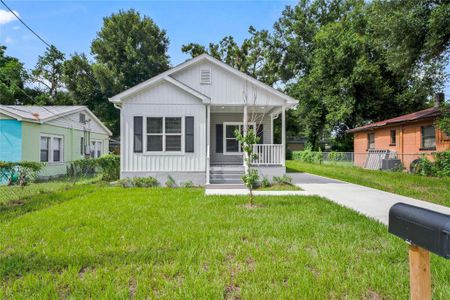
91,9,170,94
0,45,26,105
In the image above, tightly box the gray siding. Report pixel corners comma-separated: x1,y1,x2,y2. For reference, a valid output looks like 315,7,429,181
210,112,272,165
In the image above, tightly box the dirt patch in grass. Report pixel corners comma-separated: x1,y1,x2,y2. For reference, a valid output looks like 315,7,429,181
256,184,302,191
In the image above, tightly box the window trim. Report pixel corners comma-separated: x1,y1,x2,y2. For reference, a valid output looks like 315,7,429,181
223,122,256,155
144,116,185,154
389,129,396,146
367,132,375,150
90,139,103,158
420,125,436,151
40,134,64,164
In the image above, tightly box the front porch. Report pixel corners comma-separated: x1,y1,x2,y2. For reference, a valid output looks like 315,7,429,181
206,104,286,184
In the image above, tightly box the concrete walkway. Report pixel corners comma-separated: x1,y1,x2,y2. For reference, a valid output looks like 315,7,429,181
291,173,450,225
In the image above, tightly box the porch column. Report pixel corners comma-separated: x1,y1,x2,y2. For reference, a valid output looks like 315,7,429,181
281,105,286,166
243,105,248,172
206,104,210,184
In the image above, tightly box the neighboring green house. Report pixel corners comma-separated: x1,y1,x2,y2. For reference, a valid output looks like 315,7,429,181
0,105,112,178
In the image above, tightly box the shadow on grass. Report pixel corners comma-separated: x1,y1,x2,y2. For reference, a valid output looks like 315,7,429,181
286,166,303,173
0,246,177,279
0,186,96,223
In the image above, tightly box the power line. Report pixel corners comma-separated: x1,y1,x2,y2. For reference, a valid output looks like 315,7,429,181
0,0,51,48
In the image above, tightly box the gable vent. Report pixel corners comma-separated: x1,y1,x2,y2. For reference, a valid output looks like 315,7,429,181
200,69,211,85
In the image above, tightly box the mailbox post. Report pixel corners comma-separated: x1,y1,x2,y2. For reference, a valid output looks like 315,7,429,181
389,203,450,300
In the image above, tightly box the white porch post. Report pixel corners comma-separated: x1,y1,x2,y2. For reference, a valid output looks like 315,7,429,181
206,104,211,184
281,105,286,166
243,105,248,172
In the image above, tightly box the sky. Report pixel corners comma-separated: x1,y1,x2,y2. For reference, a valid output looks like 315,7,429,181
0,0,449,99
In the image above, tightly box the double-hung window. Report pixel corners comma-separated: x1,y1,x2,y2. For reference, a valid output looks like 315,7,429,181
90,140,103,158
40,135,63,163
367,133,375,150
224,122,255,154
40,137,50,162
146,117,182,152
421,125,436,150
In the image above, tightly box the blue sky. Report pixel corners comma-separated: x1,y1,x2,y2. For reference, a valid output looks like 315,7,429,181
0,0,449,98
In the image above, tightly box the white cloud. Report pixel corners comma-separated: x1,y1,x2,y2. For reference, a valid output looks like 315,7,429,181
12,25,20,30
0,9,19,25
5,36,13,44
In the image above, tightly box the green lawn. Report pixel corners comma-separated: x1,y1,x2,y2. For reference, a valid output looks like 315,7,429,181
287,160,450,207
0,176,100,205
1,185,449,299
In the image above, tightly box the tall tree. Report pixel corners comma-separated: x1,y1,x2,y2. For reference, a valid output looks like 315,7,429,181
31,45,66,102
0,45,27,105
91,9,170,95
63,53,119,134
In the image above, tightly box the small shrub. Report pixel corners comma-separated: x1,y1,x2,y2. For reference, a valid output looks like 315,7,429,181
261,176,271,188
412,156,436,176
96,154,120,181
328,151,345,162
434,151,450,177
292,146,323,164
0,161,43,186
181,181,194,188
273,175,292,185
133,177,159,187
118,177,159,188
285,148,292,160
165,175,177,188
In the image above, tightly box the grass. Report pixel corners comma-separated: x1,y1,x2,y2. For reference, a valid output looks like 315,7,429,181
287,160,450,207
256,184,301,191
0,176,100,205
1,186,449,299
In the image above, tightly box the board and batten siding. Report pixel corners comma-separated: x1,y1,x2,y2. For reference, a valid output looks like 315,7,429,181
121,81,206,174
210,113,272,165
172,62,287,106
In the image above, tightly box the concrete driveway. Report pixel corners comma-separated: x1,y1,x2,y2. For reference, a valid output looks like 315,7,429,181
290,172,450,225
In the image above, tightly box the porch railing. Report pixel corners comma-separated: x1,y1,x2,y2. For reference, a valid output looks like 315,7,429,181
251,144,283,165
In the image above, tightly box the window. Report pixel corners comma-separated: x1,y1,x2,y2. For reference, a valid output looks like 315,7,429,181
133,116,143,153
421,125,436,149
367,132,375,150
79,113,86,124
390,130,396,145
224,123,255,154
53,137,62,162
40,137,50,162
90,141,103,158
40,135,63,163
146,117,182,152
80,137,84,155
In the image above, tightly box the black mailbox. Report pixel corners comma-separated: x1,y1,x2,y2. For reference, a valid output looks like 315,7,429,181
389,203,450,259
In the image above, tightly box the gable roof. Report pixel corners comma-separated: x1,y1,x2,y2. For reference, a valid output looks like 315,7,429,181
0,105,112,136
347,107,441,133
109,53,298,107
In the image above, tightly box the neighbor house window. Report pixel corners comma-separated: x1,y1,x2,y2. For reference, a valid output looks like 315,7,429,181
80,137,84,155
52,137,62,162
146,117,182,152
40,136,50,162
90,140,103,158
224,123,255,154
367,132,375,150
390,130,396,145
421,125,436,149
79,113,86,124
40,135,63,163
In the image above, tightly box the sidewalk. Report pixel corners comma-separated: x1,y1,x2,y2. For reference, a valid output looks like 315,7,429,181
290,172,450,225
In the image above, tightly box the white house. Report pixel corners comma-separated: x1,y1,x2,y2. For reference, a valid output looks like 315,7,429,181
109,54,297,185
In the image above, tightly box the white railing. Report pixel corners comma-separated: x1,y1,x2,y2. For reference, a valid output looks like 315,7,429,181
251,144,283,165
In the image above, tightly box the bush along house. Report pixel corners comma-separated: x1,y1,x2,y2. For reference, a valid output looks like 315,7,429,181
348,93,450,171
0,105,112,178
